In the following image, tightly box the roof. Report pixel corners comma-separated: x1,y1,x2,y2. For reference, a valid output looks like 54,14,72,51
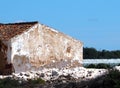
0,21,38,40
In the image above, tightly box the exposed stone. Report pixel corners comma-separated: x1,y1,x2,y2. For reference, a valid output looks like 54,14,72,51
52,70,59,76
40,73,45,77
24,74,30,77
19,73,22,76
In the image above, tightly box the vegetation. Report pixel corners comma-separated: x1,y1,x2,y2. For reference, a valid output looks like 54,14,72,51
28,78,45,84
87,69,120,88
117,64,120,66
27,78,46,88
85,63,111,69
0,77,45,88
1,69,120,88
0,77,20,88
83,47,120,59
104,69,120,88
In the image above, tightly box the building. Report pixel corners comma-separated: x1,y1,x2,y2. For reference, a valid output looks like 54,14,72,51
0,21,83,74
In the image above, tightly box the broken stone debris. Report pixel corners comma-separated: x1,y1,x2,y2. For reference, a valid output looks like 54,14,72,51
0,67,108,82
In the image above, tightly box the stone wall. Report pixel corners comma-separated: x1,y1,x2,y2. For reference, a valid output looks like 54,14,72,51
0,41,14,75
10,23,83,73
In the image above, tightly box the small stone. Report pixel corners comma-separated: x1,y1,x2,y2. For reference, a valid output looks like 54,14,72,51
19,80,22,84
36,72,40,76
24,74,30,77
52,70,58,76
62,80,66,83
40,73,45,77
20,73,23,76
82,76,85,79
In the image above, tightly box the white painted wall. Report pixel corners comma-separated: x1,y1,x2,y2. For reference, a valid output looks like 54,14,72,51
9,23,83,73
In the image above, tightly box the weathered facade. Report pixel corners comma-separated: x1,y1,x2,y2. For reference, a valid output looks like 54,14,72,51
0,21,83,74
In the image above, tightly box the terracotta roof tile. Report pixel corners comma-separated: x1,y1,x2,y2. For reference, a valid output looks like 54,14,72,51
0,21,38,40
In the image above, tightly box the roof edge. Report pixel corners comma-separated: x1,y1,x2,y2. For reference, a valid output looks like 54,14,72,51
1,21,39,25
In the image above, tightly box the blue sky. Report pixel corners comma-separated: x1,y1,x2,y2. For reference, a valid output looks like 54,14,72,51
0,0,120,50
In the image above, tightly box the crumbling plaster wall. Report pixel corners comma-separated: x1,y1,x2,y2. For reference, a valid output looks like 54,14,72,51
0,40,14,75
10,23,83,73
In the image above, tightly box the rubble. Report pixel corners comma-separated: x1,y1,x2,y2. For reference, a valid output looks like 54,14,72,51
114,66,120,71
0,66,120,88
0,67,108,82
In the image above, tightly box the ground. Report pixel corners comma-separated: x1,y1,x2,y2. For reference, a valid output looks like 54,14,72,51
0,66,120,88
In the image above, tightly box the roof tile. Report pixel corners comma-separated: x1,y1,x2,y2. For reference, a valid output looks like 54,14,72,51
0,21,38,40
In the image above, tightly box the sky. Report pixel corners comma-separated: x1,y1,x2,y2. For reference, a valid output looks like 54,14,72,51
0,0,120,50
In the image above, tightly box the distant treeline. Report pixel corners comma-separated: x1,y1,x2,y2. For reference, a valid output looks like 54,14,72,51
83,47,120,59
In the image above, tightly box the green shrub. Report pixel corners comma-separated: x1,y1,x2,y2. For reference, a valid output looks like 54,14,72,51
85,64,96,68
0,77,21,88
0,77,45,88
27,78,45,88
28,78,45,84
103,69,120,88
85,63,111,69
96,63,111,69
87,69,120,88
117,63,120,66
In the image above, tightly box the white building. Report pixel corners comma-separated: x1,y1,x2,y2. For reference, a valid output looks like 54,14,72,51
0,21,83,74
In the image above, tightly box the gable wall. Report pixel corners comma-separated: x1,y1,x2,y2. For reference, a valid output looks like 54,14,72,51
41,25,83,67
11,24,83,73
